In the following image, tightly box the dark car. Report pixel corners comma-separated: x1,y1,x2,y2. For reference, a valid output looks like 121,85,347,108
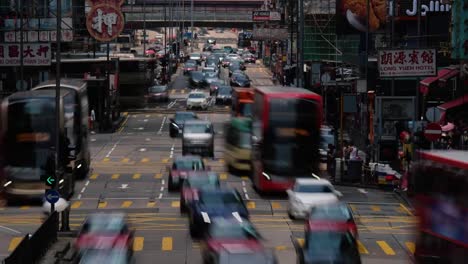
180,172,220,213
215,86,233,105
145,85,169,103
188,189,249,237
168,155,207,191
231,74,251,87
209,80,227,95
205,59,219,69
169,111,198,138
292,231,361,264
75,213,134,255
201,218,277,264
307,202,358,238
223,46,233,54
229,62,245,77
184,60,198,75
189,71,206,89
203,71,220,87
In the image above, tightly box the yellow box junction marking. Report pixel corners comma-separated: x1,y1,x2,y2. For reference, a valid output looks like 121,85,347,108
90,173,99,180
247,201,256,209
405,242,415,254
20,206,30,210
103,157,110,162
219,173,228,180
121,201,133,208
71,201,82,209
370,205,381,212
132,173,141,179
171,201,180,208
141,158,150,163
162,237,173,251
154,173,163,179
98,201,107,209
162,158,169,163
8,237,23,251
297,238,304,247
121,158,130,163
271,202,282,209
376,241,396,255
219,159,225,164
133,237,144,251
275,245,287,251
111,174,120,180
357,241,369,254
241,176,249,180
147,201,156,208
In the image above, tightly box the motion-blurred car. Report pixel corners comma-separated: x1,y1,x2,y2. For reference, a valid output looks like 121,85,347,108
189,71,206,89
229,62,245,77
184,60,198,75
307,202,358,238
189,53,202,64
77,248,132,264
182,120,215,157
230,74,251,87
292,230,361,264
205,59,219,69
215,28,224,33
201,51,211,61
145,85,169,103
168,155,207,191
169,111,198,138
201,218,277,264
180,172,220,213
242,53,256,63
186,91,210,110
227,53,242,61
202,66,219,77
203,71,220,87
209,80,227,95
287,179,342,219
188,189,249,237
222,57,233,68
215,86,233,105
75,213,134,255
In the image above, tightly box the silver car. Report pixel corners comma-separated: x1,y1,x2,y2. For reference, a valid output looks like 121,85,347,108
182,120,215,157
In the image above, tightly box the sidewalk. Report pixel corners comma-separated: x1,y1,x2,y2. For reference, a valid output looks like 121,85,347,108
38,233,77,264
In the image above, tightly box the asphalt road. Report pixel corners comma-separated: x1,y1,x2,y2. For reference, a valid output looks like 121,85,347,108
0,30,415,264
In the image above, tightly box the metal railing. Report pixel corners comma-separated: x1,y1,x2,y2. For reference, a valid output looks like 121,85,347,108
3,212,59,264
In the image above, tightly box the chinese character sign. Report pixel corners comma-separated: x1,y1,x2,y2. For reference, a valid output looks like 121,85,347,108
0,44,51,66
86,4,124,42
378,49,436,77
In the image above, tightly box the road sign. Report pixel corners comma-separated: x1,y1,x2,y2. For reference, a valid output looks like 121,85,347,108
45,176,56,186
45,189,60,204
424,122,442,141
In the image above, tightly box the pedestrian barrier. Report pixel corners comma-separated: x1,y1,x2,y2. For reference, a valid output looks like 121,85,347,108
3,212,59,264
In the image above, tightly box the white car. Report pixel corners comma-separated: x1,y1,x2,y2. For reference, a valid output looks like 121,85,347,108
286,179,342,219
227,54,241,60
187,91,209,110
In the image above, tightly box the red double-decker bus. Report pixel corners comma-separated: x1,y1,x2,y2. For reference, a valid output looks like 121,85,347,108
409,150,468,263
250,86,322,192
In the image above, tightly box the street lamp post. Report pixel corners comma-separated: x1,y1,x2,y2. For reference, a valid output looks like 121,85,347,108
190,0,194,52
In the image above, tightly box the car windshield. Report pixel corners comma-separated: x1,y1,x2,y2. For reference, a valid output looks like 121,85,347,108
294,184,333,193
218,252,271,264
201,192,240,205
189,93,206,99
205,72,217,78
190,53,201,58
174,160,204,170
310,204,352,221
148,86,166,93
175,112,196,121
184,124,212,133
210,224,256,239
305,231,357,257
84,216,125,233
203,68,215,73
218,87,232,95
235,75,248,81
79,249,127,264
185,62,196,67
188,177,218,188
191,72,204,79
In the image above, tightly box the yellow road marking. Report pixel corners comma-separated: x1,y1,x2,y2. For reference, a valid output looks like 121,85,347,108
8,237,23,252
155,173,163,179
121,201,133,208
171,201,180,208
147,201,156,208
349,204,357,213
133,237,144,251
158,114,163,117
376,241,396,255
219,173,228,180
133,173,141,179
162,158,169,163
357,240,369,254
103,157,110,162
20,206,30,210
162,237,173,251
370,205,381,212
71,201,82,209
122,112,128,116
171,90,176,94
405,242,415,254
98,201,107,209
219,159,225,163
399,203,414,216
271,202,282,209
275,245,287,251
90,173,99,180
241,176,249,180
122,158,130,163
247,201,256,209
141,158,150,163
181,90,186,94
111,174,120,180
297,238,304,247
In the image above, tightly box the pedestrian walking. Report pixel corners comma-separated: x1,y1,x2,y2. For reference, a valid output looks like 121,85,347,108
90,109,96,133
283,75,287,86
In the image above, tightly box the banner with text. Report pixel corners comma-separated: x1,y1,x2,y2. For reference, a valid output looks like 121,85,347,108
252,24,288,41
0,43,51,66
378,49,436,77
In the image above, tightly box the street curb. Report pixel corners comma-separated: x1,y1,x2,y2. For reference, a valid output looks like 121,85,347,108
332,182,382,190
393,189,415,210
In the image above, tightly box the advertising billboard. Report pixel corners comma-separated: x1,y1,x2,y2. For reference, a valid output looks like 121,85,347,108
451,0,467,59
378,49,436,77
336,0,388,33
252,24,288,41
0,43,51,66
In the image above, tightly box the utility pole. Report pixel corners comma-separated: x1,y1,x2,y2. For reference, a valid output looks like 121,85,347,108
143,0,147,55
296,0,304,87
19,0,24,90
54,0,62,216
190,0,194,52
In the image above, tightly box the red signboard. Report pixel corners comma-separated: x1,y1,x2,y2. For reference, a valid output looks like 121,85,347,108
86,4,124,42
424,123,442,141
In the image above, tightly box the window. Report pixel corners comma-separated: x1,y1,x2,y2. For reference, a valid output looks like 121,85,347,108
295,184,333,193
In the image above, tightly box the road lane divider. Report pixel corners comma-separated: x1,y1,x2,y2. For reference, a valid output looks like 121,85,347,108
162,237,173,251
133,237,144,251
8,237,23,252
405,242,415,254
157,116,167,134
247,201,256,209
171,201,180,208
98,201,107,209
90,173,99,180
357,241,369,254
376,241,396,255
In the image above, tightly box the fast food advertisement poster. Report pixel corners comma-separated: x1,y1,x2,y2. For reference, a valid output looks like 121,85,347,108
337,0,388,34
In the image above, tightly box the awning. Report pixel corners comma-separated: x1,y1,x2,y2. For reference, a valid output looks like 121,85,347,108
439,69,459,83
420,68,452,86
437,94,468,111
